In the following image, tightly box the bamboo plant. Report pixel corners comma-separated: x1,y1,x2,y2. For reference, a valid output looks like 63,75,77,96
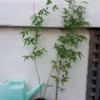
20,2,51,99
49,0,90,100
20,0,90,100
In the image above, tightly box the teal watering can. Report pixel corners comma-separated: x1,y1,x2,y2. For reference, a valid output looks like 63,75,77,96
0,79,44,100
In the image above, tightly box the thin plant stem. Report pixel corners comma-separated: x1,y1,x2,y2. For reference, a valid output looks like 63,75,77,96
55,58,61,100
33,0,35,12
31,1,42,96
55,70,60,100
55,82,59,100
33,32,42,97
43,56,59,98
43,68,53,98
34,59,42,97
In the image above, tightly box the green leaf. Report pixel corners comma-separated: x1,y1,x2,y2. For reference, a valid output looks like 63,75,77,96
65,70,68,76
53,5,58,11
66,63,71,69
58,36,66,44
20,28,33,38
30,55,34,60
23,37,35,45
23,56,29,61
34,50,43,57
36,34,41,38
42,48,47,52
51,60,57,64
65,0,73,3
81,1,88,4
51,75,59,83
38,10,43,15
60,88,65,92
20,31,25,38
43,8,50,15
77,52,83,59
63,8,69,14
46,0,52,6
51,60,58,69
45,84,53,87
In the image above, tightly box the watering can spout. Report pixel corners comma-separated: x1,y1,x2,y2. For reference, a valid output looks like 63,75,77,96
26,83,44,100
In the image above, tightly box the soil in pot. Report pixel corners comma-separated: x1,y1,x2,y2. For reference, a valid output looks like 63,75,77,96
35,98,46,100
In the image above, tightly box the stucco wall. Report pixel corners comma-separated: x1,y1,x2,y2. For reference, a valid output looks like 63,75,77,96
0,0,100,27
0,27,90,100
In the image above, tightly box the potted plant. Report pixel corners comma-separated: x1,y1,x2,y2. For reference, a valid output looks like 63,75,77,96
20,0,90,100
20,1,51,100
47,0,90,100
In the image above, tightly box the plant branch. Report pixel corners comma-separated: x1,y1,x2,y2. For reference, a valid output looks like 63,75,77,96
34,58,42,97
43,68,53,98
34,31,42,97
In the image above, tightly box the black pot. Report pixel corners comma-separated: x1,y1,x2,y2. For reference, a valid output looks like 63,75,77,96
35,98,46,100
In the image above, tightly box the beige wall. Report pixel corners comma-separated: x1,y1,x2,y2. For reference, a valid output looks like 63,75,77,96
0,27,90,100
0,0,100,27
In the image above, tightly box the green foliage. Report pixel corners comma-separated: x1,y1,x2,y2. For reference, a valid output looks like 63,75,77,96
60,88,65,92
20,4,50,60
62,1,90,29
58,32,87,47
20,27,33,38
20,3,50,98
31,7,50,33
23,48,47,61
20,0,89,99
49,0,90,100
46,0,52,6
53,5,58,11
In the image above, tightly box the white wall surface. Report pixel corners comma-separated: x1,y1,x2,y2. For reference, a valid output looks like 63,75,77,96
0,27,90,100
0,0,100,27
